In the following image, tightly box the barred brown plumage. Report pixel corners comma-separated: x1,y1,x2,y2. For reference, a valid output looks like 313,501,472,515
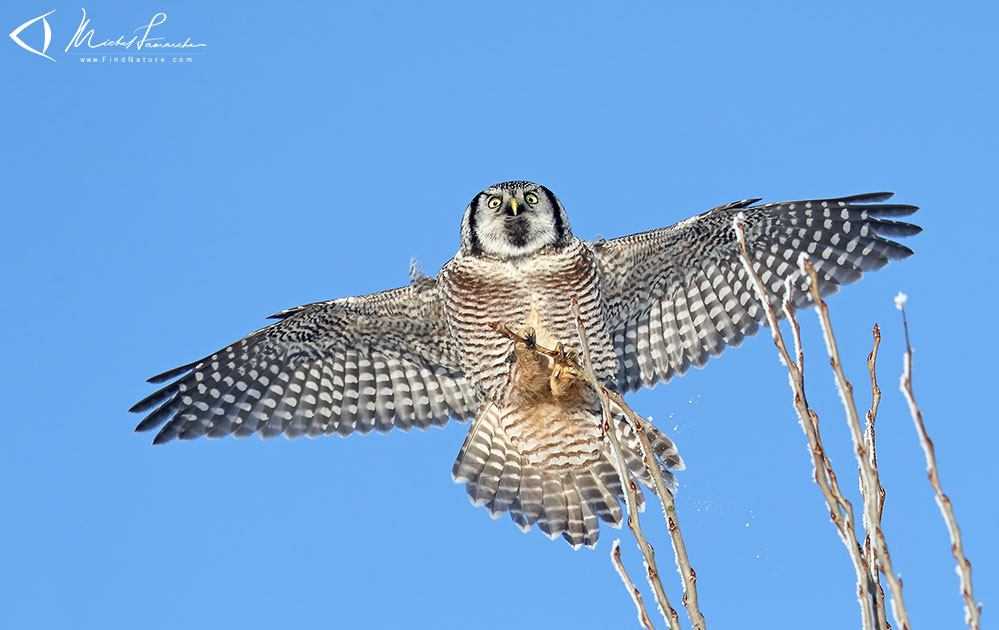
131,182,919,548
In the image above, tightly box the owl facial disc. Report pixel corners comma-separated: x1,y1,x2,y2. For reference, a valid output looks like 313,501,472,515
460,181,572,259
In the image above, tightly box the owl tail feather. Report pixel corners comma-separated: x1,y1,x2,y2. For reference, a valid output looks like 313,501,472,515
451,403,682,549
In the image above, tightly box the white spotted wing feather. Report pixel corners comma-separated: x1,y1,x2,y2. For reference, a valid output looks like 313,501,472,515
130,278,478,444
591,192,920,391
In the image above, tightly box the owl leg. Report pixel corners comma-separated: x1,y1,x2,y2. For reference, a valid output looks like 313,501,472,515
550,342,582,398
512,327,546,379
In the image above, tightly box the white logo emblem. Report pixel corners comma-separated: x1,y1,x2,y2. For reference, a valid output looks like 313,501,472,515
9,10,56,62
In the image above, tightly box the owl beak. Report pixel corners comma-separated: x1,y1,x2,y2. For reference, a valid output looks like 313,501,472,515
509,199,519,216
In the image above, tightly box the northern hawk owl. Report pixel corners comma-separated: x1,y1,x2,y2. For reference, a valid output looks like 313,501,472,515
131,181,920,547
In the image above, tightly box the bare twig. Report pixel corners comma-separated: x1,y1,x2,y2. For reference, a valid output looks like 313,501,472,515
864,325,889,630
866,325,885,521
612,539,657,630
733,215,876,630
572,300,706,630
597,387,704,628
487,322,575,364
897,297,982,629
800,260,909,630
571,309,682,630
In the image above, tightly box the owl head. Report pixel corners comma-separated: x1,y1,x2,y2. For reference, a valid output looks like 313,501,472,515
460,181,573,259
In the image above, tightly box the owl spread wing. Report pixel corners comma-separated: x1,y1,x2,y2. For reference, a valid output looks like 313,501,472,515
589,192,921,392
130,277,479,444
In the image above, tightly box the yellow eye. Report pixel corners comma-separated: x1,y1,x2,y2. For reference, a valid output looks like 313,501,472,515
525,192,539,205
487,196,502,209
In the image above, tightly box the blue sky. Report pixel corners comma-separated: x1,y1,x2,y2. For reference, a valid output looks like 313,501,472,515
2,1,995,628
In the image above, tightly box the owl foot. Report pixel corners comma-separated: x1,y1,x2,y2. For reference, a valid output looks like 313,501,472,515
550,342,582,397
512,327,542,371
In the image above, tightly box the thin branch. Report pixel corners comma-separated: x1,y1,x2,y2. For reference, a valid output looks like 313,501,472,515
733,215,875,630
866,325,885,521
800,260,909,630
897,297,982,629
780,287,873,596
572,309,682,630
487,322,570,363
865,325,889,630
573,301,706,630
612,539,658,630
597,387,704,627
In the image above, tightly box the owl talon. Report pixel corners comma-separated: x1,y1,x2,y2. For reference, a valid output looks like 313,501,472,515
550,342,582,397
513,327,540,371
521,328,537,351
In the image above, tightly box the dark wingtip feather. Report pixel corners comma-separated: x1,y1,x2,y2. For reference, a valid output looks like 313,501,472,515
892,243,916,259
872,220,923,237
133,397,179,431
867,203,919,217
147,362,196,384
841,191,895,203
151,431,174,445
128,400,151,414
151,417,185,444
129,381,180,413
